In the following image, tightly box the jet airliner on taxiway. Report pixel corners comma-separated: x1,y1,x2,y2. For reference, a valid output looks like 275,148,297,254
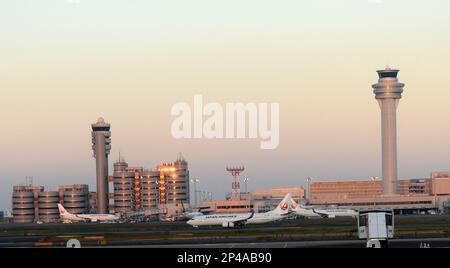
187,193,294,228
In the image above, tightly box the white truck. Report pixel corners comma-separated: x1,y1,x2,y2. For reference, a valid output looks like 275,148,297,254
357,209,394,248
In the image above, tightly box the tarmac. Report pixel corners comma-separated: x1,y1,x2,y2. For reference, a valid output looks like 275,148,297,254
0,215,449,248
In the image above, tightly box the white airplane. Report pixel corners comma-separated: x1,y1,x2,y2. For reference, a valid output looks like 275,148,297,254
290,199,320,218
58,204,120,223
187,193,294,228
311,207,358,218
179,201,204,220
290,199,357,218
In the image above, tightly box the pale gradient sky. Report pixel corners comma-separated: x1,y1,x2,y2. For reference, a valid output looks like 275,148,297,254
1,0,450,210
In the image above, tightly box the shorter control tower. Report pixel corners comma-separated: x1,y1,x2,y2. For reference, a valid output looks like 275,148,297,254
91,117,111,214
372,67,405,195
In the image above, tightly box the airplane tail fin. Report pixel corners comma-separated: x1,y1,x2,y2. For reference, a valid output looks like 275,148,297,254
274,193,292,214
291,198,299,210
58,203,71,216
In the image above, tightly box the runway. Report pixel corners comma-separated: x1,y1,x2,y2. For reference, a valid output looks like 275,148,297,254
105,238,450,248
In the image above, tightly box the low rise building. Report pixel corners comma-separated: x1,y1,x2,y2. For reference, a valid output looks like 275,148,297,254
309,173,450,213
200,199,253,214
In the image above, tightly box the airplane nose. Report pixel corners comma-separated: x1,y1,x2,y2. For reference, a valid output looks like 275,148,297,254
187,220,193,225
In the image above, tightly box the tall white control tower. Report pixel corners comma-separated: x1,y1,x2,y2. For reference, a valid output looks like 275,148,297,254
91,117,111,213
372,67,405,195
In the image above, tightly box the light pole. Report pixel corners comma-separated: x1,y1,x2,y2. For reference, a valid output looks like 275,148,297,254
190,178,199,205
307,177,312,203
244,178,249,193
371,176,379,208
155,180,160,205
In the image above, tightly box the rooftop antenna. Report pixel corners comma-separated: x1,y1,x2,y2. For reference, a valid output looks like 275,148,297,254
226,166,245,201
118,149,125,162
178,152,184,161
25,176,33,186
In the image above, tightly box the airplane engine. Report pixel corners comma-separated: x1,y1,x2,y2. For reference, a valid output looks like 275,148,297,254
222,222,234,228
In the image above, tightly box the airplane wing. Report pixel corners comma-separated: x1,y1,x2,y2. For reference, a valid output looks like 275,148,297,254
224,211,255,226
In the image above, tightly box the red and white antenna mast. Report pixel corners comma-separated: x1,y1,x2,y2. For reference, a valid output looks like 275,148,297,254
226,166,245,201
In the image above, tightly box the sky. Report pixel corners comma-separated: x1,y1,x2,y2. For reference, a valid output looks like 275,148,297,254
1,0,450,210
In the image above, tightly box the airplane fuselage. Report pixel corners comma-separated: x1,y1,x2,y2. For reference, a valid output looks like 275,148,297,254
187,211,287,227
314,208,358,217
294,207,320,218
60,213,119,223
294,207,357,218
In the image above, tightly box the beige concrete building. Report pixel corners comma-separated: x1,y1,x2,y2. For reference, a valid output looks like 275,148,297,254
309,173,450,213
310,180,382,201
200,199,253,214
431,172,450,212
312,194,435,210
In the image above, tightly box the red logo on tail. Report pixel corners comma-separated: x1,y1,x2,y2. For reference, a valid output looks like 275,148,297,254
281,203,288,210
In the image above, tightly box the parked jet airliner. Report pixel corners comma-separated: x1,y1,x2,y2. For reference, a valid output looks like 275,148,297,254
290,199,358,218
58,204,120,223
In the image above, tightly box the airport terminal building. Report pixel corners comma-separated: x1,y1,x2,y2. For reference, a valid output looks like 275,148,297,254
108,154,190,217
11,184,90,223
309,172,450,214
